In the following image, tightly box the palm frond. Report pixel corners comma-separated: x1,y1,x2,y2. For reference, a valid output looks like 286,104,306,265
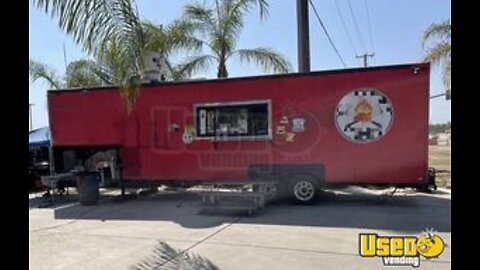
141,22,168,55
34,0,143,56
442,59,451,89
89,64,115,85
222,0,268,38
34,0,147,113
423,42,451,65
142,20,203,55
210,30,235,58
421,19,451,89
131,241,219,270
223,0,269,19
95,40,134,84
162,59,176,80
182,0,279,78
119,75,142,114
177,55,217,78
216,0,270,53
183,2,216,33
161,59,192,81
422,19,451,48
233,47,292,74
95,39,141,111
64,59,104,88
219,0,244,48
29,60,63,89
254,0,269,19
167,20,204,52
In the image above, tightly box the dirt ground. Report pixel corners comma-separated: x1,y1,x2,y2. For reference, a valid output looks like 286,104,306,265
429,145,451,188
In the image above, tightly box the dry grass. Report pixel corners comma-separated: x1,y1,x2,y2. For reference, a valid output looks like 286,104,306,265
429,145,451,188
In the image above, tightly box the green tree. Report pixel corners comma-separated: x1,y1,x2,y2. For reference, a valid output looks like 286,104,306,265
33,0,202,112
33,0,144,61
32,0,287,109
429,121,451,135
65,59,106,88
29,59,104,89
178,0,291,78
422,19,451,89
140,20,202,80
33,0,148,111
28,60,63,89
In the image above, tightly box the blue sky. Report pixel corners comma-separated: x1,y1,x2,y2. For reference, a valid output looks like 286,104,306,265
29,0,451,129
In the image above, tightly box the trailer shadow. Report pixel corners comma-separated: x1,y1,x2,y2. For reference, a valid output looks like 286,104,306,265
253,189,451,233
29,191,80,209
50,187,451,233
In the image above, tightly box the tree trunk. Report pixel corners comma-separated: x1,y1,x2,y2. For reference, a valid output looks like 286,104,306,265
217,61,228,78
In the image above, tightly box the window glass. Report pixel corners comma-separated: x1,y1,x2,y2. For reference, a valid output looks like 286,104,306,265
195,101,270,139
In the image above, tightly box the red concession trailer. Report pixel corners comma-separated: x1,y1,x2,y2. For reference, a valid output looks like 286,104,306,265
48,63,434,203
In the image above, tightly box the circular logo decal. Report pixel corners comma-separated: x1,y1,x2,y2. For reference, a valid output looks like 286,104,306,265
335,89,394,143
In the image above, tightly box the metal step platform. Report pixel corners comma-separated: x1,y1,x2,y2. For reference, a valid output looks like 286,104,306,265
196,181,276,215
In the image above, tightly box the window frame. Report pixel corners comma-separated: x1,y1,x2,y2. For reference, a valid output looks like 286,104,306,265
193,99,273,141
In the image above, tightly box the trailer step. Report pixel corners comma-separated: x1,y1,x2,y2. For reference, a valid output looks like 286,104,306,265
199,191,265,203
198,191,265,198
198,189,268,215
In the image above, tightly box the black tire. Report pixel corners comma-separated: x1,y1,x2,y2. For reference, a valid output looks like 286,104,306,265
289,174,320,205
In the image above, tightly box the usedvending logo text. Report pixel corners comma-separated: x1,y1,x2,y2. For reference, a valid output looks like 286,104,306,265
358,230,445,267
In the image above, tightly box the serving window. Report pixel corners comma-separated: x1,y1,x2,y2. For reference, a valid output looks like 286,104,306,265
194,100,272,140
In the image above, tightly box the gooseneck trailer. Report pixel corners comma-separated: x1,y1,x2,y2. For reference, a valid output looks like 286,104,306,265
47,63,435,204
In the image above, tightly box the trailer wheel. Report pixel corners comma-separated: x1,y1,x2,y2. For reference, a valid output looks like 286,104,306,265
290,175,319,204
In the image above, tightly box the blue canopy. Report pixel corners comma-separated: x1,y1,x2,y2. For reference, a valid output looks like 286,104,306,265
29,127,51,147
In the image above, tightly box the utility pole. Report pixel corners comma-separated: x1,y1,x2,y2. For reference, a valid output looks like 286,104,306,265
297,0,310,73
29,103,34,131
63,43,68,71
356,53,375,67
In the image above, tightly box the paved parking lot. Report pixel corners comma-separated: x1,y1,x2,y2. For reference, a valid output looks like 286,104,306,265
29,187,451,270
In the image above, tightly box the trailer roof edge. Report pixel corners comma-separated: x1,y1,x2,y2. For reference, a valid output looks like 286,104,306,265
48,62,429,93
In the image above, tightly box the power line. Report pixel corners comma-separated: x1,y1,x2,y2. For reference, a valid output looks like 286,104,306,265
347,0,367,53
333,0,360,66
308,0,347,68
364,0,375,54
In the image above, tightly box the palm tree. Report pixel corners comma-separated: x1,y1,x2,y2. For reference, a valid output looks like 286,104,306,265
178,0,291,78
141,20,203,80
29,59,105,89
65,59,107,88
33,0,152,111
33,0,143,58
33,0,203,112
29,60,63,90
422,19,451,89
89,19,203,109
